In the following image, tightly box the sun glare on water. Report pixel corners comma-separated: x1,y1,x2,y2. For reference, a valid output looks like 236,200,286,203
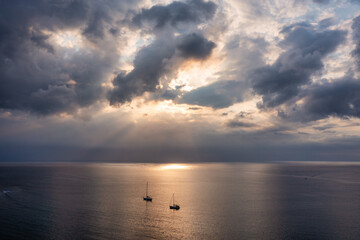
159,164,190,170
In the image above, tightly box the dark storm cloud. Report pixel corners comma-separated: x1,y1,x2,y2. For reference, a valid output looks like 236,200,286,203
109,32,216,104
275,15,360,122
290,78,360,121
352,15,360,69
82,8,109,40
251,24,346,108
109,38,176,104
179,81,245,108
30,31,55,54
131,0,217,30
108,0,217,105
0,0,217,113
176,33,216,59
0,0,138,115
30,85,77,115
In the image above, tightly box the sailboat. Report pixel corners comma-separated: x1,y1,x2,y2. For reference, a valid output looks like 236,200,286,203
169,193,180,210
143,182,152,201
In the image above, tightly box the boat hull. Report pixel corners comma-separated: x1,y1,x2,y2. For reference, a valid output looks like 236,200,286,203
143,197,152,201
170,205,180,210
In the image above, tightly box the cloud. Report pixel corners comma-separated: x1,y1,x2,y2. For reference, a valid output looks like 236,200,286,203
352,15,360,69
176,33,216,59
188,107,202,110
178,36,268,109
30,85,77,115
130,0,217,30
318,17,336,29
288,77,360,121
1,0,360,163
226,120,257,128
313,124,336,131
110,1,217,106
82,8,110,40
109,38,177,104
30,31,55,54
251,24,346,108
108,0,217,105
274,15,360,122
312,0,330,4
179,80,246,108
108,32,216,105
0,0,138,115
0,0,218,114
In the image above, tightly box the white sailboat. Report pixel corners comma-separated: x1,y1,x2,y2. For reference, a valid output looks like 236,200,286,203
169,193,180,210
143,182,152,201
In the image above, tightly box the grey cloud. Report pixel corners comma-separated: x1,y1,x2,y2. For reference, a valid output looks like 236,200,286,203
0,46,115,114
83,9,109,40
157,89,181,101
109,32,216,105
148,84,185,101
109,38,176,104
178,36,268,110
251,65,308,108
226,120,256,128
0,0,218,114
236,111,252,119
179,80,246,108
296,78,360,121
176,33,216,59
312,0,330,4
131,0,217,30
30,31,55,54
108,0,217,106
30,85,77,115
280,25,345,56
251,25,346,108
280,22,312,34
275,15,360,122
313,124,336,131
0,0,138,115
45,0,89,28
318,17,336,29
352,15,360,69
225,36,268,72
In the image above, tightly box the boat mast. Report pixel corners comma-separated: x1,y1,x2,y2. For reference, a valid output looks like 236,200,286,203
146,182,148,196
173,193,175,205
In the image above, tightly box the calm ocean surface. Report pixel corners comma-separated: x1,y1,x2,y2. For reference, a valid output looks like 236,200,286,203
0,162,360,240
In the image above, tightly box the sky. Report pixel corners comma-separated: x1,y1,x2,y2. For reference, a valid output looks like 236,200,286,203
1,0,360,162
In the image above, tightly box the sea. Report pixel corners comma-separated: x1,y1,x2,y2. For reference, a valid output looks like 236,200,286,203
0,162,359,240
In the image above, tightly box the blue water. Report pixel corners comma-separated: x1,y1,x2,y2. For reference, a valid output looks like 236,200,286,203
0,162,359,239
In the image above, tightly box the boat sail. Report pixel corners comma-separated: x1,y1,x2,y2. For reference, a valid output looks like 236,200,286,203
143,182,152,201
169,193,180,210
